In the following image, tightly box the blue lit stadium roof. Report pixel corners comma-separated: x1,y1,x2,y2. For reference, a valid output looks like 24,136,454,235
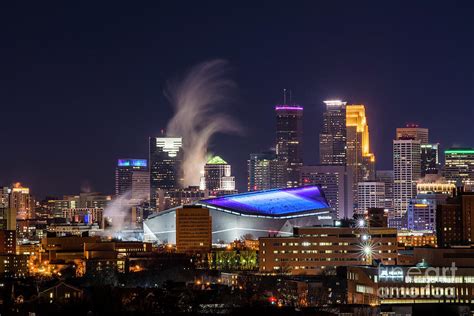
196,186,330,217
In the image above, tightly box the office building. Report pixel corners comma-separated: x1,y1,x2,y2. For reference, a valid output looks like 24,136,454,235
301,165,353,219
247,151,286,191
346,105,376,211
357,182,385,215
319,100,347,165
406,198,436,231
149,136,183,210
397,231,437,248
0,230,16,254
275,104,303,187
376,170,394,213
258,226,397,275
396,124,429,144
0,186,14,230
115,159,149,201
417,180,456,196
421,143,440,176
393,138,421,222
200,156,236,196
175,206,212,253
10,183,34,220
443,148,474,190
144,186,333,244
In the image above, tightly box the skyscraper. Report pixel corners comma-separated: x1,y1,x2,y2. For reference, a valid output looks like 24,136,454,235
319,100,347,165
346,105,376,212
421,143,440,176
247,151,286,191
149,136,183,210
275,104,303,187
357,182,385,214
301,165,353,219
393,138,421,222
376,170,394,213
115,159,149,201
443,148,474,190
0,187,14,230
200,156,236,196
10,183,34,220
396,125,429,145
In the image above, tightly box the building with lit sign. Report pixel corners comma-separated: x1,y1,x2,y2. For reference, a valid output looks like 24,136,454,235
406,198,437,231
143,185,332,244
200,156,236,196
115,158,149,201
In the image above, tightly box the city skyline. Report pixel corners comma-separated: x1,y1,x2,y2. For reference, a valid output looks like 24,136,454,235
2,2,474,199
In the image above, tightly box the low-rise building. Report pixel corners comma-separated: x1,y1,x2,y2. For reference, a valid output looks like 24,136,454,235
259,226,397,275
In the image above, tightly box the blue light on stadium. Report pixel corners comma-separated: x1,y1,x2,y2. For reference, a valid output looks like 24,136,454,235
118,159,147,167
200,186,329,216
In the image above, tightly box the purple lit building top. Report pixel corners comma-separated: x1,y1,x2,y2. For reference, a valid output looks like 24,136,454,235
198,186,329,217
275,105,303,111
118,159,147,167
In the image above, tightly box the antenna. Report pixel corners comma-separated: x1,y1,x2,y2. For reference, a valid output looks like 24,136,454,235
283,88,287,104
289,89,293,105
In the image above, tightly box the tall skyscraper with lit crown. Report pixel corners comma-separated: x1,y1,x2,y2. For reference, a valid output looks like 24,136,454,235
319,100,347,165
275,102,303,187
149,136,183,210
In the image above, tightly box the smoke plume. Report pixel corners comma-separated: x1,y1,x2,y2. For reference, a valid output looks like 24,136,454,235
166,59,241,187
103,190,145,235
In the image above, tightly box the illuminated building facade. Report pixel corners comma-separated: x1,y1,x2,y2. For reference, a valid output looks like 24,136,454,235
144,186,333,244
175,206,212,253
346,105,376,182
200,156,236,196
406,198,437,231
417,181,456,196
393,139,421,223
10,183,34,220
397,230,437,247
149,136,183,209
275,104,303,187
247,151,286,191
443,148,474,190
376,170,394,213
115,159,149,201
301,165,353,219
421,143,440,176
357,182,386,215
0,186,14,230
258,226,397,275
319,100,347,165
396,125,429,145
0,230,16,254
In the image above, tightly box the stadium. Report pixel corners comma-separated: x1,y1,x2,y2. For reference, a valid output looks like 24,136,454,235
143,185,333,244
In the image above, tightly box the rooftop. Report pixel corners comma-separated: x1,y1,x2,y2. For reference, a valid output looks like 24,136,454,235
206,156,228,165
197,185,330,217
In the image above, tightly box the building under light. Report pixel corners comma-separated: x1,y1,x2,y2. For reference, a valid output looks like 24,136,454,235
319,100,347,165
115,159,149,201
346,105,376,186
275,104,304,187
443,148,474,190
247,151,286,191
143,186,332,244
200,156,236,196
149,136,183,210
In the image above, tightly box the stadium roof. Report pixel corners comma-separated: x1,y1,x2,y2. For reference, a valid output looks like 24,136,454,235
196,185,330,217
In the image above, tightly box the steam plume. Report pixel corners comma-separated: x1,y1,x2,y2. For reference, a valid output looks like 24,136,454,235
166,59,241,187
103,191,145,235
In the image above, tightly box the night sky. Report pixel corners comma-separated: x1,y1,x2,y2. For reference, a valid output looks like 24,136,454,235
1,2,473,199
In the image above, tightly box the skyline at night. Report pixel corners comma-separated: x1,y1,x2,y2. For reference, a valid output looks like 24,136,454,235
3,3,474,314
2,2,473,199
